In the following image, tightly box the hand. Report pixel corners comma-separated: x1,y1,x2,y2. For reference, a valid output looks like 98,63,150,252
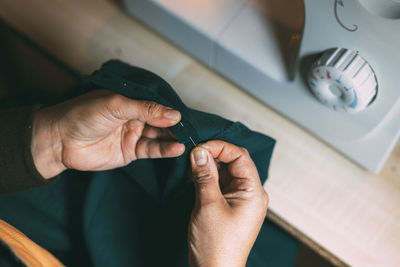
188,140,269,267
31,90,185,178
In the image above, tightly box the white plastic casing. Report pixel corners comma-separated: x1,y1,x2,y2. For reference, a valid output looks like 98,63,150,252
123,0,400,173
309,48,378,113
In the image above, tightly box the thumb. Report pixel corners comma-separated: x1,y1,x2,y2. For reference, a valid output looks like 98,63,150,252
134,100,181,127
190,147,223,206
110,96,181,127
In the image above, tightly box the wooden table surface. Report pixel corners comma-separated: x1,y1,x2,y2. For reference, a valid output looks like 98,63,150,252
1,1,399,266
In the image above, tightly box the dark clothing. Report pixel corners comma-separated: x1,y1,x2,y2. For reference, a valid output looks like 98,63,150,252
83,60,275,200
0,105,57,266
0,241,24,267
0,60,299,266
0,105,54,195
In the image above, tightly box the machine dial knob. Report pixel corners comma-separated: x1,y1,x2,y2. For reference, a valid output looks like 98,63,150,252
308,48,378,113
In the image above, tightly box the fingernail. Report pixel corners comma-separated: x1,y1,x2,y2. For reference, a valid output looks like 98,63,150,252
163,109,181,121
193,148,208,166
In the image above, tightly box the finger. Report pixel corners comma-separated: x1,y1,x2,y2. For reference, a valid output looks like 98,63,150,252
107,94,181,127
134,100,181,127
200,140,259,183
135,137,185,159
190,147,224,206
142,125,175,140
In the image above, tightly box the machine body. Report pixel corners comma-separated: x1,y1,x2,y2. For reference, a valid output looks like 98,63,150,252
124,0,400,173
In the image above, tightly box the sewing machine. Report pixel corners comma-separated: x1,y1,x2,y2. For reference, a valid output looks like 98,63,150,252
123,0,400,173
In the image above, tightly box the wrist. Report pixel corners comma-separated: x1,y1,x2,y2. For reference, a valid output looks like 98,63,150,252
31,108,66,179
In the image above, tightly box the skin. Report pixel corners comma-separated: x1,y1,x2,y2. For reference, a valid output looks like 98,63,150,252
31,90,185,178
188,141,269,267
30,90,269,266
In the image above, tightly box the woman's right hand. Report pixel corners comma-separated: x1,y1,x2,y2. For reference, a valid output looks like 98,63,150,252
188,140,269,267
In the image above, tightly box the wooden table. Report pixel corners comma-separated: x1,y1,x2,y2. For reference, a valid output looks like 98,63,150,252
1,1,399,266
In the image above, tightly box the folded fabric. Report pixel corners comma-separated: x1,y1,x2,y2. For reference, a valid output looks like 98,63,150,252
82,60,276,201
0,60,299,266
80,60,298,266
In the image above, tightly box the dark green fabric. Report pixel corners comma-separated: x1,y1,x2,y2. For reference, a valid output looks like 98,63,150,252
0,60,299,266
83,60,275,201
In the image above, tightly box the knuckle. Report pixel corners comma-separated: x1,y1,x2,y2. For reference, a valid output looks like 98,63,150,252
142,101,162,118
159,143,167,157
240,147,249,155
193,169,214,184
262,191,269,207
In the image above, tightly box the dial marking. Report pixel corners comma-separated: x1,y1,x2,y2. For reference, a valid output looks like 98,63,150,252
334,0,358,32
309,48,377,113
327,71,331,79
312,74,318,82
349,91,358,108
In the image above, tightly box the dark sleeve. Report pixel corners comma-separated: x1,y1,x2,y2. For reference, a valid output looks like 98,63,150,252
0,105,55,195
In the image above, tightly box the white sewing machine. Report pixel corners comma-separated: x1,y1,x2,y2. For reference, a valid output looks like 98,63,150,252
123,0,400,173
